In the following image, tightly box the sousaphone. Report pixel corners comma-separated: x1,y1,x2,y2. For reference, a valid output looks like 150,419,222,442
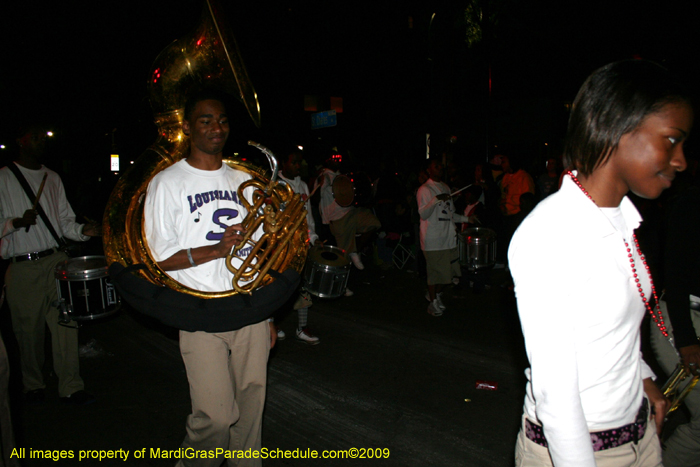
103,0,308,303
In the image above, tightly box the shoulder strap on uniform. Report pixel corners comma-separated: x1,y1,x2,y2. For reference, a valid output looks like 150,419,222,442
6,163,65,246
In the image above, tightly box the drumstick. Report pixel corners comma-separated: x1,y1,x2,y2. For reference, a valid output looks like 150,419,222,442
26,173,48,232
449,184,473,197
307,183,321,199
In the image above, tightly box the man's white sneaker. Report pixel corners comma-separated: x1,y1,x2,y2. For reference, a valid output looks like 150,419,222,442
427,300,443,317
424,292,446,310
296,327,320,345
276,328,286,340
349,252,365,270
435,293,446,310
344,288,354,297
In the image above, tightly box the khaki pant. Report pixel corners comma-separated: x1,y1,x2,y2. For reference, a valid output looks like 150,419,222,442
424,248,461,286
176,321,270,467
5,252,83,397
515,410,663,467
650,299,700,467
329,207,380,254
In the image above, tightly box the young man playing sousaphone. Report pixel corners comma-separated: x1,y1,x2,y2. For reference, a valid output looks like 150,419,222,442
144,90,276,467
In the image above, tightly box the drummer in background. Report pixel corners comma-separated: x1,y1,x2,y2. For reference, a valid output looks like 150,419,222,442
315,153,381,277
418,158,469,317
277,148,322,344
0,126,100,406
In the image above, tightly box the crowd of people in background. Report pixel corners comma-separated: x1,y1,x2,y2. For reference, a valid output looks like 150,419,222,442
290,142,563,289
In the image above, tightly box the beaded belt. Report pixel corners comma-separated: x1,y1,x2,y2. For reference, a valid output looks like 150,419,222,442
12,248,57,263
525,401,648,452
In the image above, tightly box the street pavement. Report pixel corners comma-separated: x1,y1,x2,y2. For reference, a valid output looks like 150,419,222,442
4,260,532,466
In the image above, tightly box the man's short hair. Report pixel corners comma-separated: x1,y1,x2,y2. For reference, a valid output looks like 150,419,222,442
275,146,302,167
563,60,691,176
183,88,230,121
424,157,440,171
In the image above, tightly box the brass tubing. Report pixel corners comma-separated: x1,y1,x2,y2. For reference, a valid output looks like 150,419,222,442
663,363,699,417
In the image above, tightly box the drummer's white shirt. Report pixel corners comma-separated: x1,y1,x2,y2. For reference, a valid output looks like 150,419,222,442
417,178,468,251
144,160,261,293
0,163,88,259
508,173,656,467
278,173,319,246
316,168,351,224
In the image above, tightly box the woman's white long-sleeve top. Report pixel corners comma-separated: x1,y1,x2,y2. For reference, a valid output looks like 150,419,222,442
508,173,656,467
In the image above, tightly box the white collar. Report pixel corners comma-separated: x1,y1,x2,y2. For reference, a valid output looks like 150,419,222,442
561,172,642,239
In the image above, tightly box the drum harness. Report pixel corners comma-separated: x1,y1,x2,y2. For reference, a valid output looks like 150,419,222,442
6,163,73,258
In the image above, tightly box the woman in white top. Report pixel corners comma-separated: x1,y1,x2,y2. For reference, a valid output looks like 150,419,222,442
509,60,693,467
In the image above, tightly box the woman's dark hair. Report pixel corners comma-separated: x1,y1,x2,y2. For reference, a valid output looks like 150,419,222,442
564,60,691,176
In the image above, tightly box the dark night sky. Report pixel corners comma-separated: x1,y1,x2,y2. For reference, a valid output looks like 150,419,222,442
1,0,699,174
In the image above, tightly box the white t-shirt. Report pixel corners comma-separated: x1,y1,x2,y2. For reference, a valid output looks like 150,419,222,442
316,168,351,224
417,178,468,251
278,173,318,246
508,172,655,467
144,159,261,292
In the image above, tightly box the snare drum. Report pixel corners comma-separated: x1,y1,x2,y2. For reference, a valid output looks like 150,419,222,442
458,227,497,271
54,256,121,322
303,246,351,298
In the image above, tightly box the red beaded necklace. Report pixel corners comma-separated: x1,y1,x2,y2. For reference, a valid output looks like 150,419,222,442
567,171,669,338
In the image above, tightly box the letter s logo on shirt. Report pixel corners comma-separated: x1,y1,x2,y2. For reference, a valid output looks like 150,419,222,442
205,208,240,241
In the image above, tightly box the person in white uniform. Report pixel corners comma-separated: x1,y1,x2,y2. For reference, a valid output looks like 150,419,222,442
510,60,693,467
0,126,100,406
417,158,469,317
277,149,322,344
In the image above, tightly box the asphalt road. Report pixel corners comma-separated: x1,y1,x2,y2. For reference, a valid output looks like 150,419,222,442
6,263,531,466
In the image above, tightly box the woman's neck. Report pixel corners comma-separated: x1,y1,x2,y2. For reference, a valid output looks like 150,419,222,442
574,169,627,207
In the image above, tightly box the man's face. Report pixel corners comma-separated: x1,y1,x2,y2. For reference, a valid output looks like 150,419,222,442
283,153,303,178
501,156,512,173
182,99,230,156
427,160,443,181
17,129,47,158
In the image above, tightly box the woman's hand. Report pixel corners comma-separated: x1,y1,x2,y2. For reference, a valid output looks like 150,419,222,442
643,377,670,436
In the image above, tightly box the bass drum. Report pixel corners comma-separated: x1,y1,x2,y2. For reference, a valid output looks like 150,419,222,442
303,245,351,298
55,256,121,322
332,172,373,207
458,227,497,271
